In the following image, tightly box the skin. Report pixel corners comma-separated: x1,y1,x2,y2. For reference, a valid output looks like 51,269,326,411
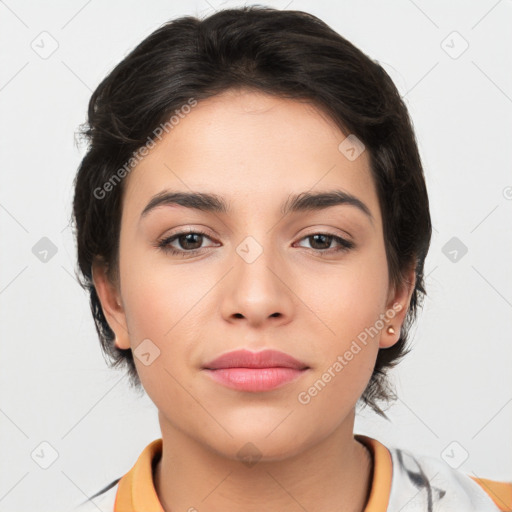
93,88,415,512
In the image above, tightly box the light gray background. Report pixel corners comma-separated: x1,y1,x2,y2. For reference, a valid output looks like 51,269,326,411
1,1,511,511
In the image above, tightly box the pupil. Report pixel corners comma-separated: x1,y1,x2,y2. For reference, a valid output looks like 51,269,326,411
311,234,330,249
181,233,202,250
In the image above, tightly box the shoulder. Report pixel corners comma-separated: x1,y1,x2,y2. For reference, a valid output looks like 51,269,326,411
469,476,512,512
386,442,512,511
68,478,120,512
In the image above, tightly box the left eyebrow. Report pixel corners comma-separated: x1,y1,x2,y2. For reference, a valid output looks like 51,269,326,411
281,190,373,224
140,189,374,224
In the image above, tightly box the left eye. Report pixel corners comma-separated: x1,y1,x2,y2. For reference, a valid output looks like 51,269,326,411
295,233,354,253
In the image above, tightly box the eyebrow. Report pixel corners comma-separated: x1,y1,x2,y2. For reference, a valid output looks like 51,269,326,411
140,189,374,223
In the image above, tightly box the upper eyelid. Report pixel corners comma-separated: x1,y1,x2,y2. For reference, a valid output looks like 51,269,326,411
161,229,353,248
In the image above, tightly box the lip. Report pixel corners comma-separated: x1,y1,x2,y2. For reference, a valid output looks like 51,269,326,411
202,349,310,392
203,349,309,370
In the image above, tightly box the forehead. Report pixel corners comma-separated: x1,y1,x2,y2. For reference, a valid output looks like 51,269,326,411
122,88,380,223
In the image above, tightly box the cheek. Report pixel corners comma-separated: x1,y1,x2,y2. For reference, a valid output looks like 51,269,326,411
121,271,203,408
118,240,225,400
119,230,208,339
294,243,388,396
304,243,390,343
294,269,388,427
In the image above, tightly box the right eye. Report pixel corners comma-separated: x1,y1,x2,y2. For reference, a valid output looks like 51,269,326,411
157,229,219,257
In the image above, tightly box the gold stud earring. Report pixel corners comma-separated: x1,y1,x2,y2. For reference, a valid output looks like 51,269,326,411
386,326,395,335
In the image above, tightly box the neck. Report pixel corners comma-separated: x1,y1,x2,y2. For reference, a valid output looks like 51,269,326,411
154,409,374,512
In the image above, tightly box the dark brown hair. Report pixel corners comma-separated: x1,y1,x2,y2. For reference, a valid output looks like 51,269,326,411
72,5,432,418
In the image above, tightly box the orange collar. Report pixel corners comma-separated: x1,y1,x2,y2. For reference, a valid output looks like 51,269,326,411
114,438,164,512
114,434,393,512
355,434,393,511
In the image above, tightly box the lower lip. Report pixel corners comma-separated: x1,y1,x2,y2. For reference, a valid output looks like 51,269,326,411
203,367,308,392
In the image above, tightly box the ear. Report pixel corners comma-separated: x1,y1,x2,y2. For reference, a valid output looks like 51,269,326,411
379,265,416,349
91,258,131,350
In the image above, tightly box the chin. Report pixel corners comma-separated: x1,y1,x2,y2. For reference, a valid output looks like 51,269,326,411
203,423,315,464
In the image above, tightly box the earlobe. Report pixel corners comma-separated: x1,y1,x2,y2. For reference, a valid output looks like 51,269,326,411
91,260,131,350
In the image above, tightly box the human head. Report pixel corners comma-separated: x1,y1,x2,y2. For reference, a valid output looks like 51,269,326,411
72,6,431,420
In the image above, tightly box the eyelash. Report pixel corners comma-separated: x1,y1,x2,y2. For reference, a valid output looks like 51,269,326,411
156,229,355,257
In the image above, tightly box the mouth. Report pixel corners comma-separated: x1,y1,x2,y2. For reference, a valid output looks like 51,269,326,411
203,367,309,392
201,348,310,392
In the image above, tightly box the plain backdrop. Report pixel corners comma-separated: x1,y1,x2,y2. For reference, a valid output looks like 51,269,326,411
1,1,511,510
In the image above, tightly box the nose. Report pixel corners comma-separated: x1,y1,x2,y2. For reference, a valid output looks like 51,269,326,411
219,238,295,328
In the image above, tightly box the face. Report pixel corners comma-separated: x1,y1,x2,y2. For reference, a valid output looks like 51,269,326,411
94,88,412,461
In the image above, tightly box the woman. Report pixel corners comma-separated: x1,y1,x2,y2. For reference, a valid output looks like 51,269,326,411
70,6,511,511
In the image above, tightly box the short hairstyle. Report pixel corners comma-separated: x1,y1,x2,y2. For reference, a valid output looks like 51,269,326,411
72,5,432,418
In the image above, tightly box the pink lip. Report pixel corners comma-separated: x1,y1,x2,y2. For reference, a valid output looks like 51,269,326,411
202,349,310,392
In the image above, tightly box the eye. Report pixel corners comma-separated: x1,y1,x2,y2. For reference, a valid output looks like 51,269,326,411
156,228,218,256
156,230,355,258
295,233,354,254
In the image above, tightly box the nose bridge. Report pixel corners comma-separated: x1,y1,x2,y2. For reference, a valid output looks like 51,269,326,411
220,229,293,324
233,232,281,291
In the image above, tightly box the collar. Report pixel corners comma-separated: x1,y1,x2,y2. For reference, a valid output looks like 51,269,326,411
114,434,393,512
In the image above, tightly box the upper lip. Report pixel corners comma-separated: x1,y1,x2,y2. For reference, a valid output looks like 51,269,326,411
202,349,309,370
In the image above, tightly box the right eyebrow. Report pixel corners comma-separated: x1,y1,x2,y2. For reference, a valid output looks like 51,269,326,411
140,191,230,219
